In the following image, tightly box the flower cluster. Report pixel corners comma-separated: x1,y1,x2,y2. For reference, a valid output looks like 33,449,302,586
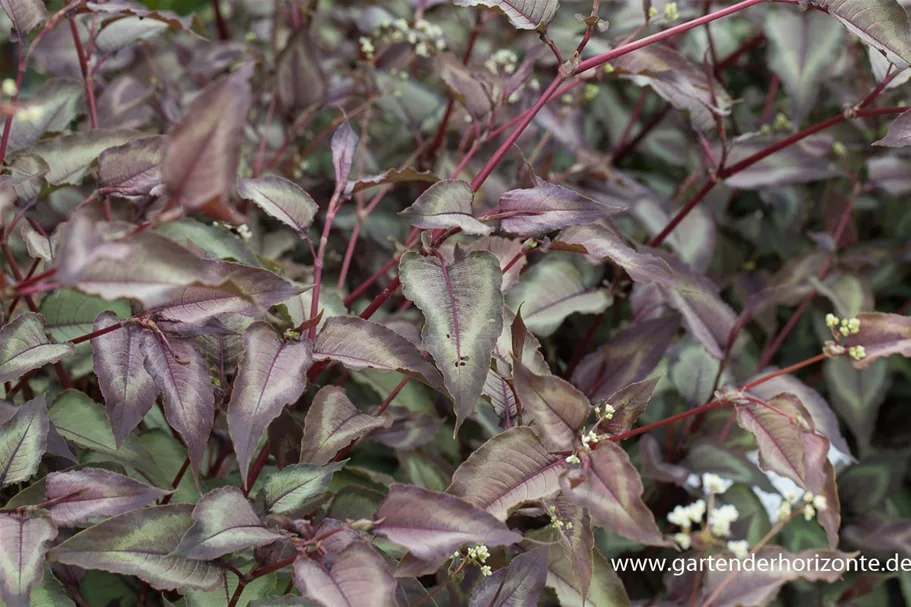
727,539,750,559
702,473,733,495
547,504,575,531
484,49,518,76
826,314,860,335
362,17,446,60
667,499,707,531
709,504,740,537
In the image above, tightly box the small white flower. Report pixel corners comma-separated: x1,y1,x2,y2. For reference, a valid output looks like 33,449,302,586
674,532,691,550
803,504,816,521
480,565,492,577
686,499,706,524
601,403,615,420
21,105,43,123
813,495,827,511
664,1,679,20
667,505,692,529
561,94,574,105
648,6,659,18
848,346,867,361
702,473,732,495
236,224,252,241
825,314,839,328
727,540,749,559
1,78,17,97
452,551,461,559
359,37,375,58
709,504,739,537
503,63,516,74
529,78,541,90
415,41,430,56
565,454,581,465
802,492,814,503
777,500,792,520
847,318,861,334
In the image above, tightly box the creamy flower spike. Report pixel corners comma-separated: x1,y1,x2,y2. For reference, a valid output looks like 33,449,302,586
709,504,739,537
674,532,692,550
702,473,733,494
727,539,749,558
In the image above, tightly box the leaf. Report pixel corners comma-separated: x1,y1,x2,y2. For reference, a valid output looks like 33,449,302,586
560,442,672,547
452,0,560,30
499,183,623,237
448,427,565,520
30,128,143,186
513,363,589,451
764,9,845,122
844,312,911,367
261,461,345,516
140,334,214,481
438,52,499,119
0,513,56,607
6,79,83,155
228,322,313,483
300,386,392,466
81,3,206,37
0,0,45,34
595,377,662,435
237,176,319,236
875,109,911,147
546,546,629,607
466,236,527,291
97,135,164,198
571,315,679,401
344,167,439,197
293,542,397,607
249,600,320,607
399,250,504,429
0,397,48,487
312,316,443,389
48,390,165,486
331,119,359,196
173,487,283,560
506,253,611,337
44,468,168,527
162,64,252,223
722,133,842,189
16,569,75,607
92,312,159,447
40,290,129,344
468,547,548,607
0,312,75,384
184,572,277,607
47,504,224,591
823,356,889,450
814,0,911,67
399,180,492,235
275,24,326,116
613,44,732,131
374,484,522,560
700,546,856,607
482,369,519,425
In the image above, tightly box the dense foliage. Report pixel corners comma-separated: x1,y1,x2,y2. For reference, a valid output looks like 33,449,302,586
2,0,911,606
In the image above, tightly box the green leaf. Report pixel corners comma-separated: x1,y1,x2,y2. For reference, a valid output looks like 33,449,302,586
39,290,131,343
546,547,629,607
823,356,889,450
0,513,56,607
0,397,49,487
30,129,143,185
157,219,260,266
300,386,392,466
186,573,278,607
48,505,224,591
0,312,75,384
237,176,319,236
261,461,345,516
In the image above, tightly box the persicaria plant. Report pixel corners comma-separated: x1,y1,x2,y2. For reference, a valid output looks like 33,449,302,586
3,0,911,605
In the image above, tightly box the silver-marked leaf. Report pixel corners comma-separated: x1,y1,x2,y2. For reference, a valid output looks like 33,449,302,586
6,79,82,155
764,9,844,122
0,312,75,384
0,513,56,607
439,52,499,120
482,369,518,424
468,547,548,607
447,426,564,520
561,442,672,547
98,135,164,198
141,334,214,481
261,461,345,516
374,484,523,560
812,0,911,67
11,568,74,607
293,542,397,607
331,120,359,196
513,363,589,451
92,311,158,447
0,0,46,34
399,250,504,429
163,64,252,223
47,505,224,591
20,221,53,263
30,129,143,186
506,253,611,337
823,356,888,450
237,176,318,236
0,397,48,487
844,312,911,367
173,487,283,560
313,316,443,389
452,0,559,30
499,184,622,237
595,376,661,436
700,546,855,607
545,536,629,607
45,468,168,527
571,315,679,401
875,109,911,147
300,386,392,466
466,236,527,291
275,24,326,117
83,3,206,38
543,496,594,600
344,167,439,197
399,180,491,235
157,218,260,266
228,322,313,483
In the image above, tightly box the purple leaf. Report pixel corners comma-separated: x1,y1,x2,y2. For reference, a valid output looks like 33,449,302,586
0,312,75,384
468,548,548,607
92,311,158,447
228,322,313,483
97,135,164,199
173,486,284,560
345,167,439,197
20,221,53,263
452,0,558,30
447,426,564,520
499,183,622,237
6,79,83,155
275,24,326,117
374,484,523,560
0,513,56,607
513,363,590,451
0,0,46,34
300,386,392,466
844,312,911,367
45,467,169,527
545,541,627,606
561,442,673,547
399,179,492,235
482,369,518,425
331,120,359,197
438,52,498,120
140,333,214,482
0,396,48,487
555,223,676,286
31,128,143,185
82,2,206,38
639,434,691,486
312,316,443,389
815,0,911,67
465,236,527,291
162,64,252,223
261,461,345,516
571,315,679,401
293,542,397,607
399,250,504,430
595,377,662,436
722,133,842,189
47,504,224,591
237,176,319,236
875,109,911,147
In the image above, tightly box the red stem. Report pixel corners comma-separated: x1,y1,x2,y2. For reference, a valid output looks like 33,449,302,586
69,18,99,129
